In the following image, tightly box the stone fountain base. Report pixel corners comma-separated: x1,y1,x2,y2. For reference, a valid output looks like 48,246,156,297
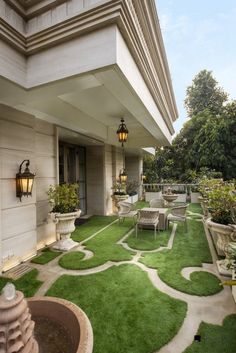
28,296,93,353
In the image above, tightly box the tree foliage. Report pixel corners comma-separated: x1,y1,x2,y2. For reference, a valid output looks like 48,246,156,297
184,70,228,117
143,70,236,182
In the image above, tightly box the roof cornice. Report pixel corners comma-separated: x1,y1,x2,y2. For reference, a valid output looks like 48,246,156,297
0,0,177,133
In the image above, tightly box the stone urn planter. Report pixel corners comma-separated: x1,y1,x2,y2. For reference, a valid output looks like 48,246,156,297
51,210,81,251
111,194,129,213
206,219,236,276
162,193,178,207
198,196,209,218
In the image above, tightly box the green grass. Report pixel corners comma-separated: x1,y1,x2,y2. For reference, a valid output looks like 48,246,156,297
184,314,236,353
47,264,187,353
140,220,222,296
59,219,134,269
0,269,42,297
71,216,117,242
31,248,62,264
134,200,149,209
187,203,203,215
125,228,170,251
59,251,85,268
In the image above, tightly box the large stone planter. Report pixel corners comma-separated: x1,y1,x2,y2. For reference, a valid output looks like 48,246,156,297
206,219,236,276
28,296,93,353
126,194,139,204
111,194,129,213
51,210,81,251
198,196,209,218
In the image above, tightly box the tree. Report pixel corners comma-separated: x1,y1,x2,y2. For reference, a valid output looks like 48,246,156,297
184,70,228,117
143,71,236,182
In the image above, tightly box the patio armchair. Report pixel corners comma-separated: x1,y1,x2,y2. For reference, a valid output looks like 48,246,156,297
167,205,188,232
135,209,159,239
117,201,137,224
149,198,164,208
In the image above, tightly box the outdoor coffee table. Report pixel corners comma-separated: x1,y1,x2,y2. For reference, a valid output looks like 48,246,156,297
141,207,169,230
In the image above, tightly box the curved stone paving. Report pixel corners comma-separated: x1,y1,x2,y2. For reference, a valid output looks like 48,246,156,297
31,213,236,353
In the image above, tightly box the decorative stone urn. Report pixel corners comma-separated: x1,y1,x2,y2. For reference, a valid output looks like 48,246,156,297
111,194,129,213
198,196,209,218
206,219,236,276
0,283,38,353
51,209,81,251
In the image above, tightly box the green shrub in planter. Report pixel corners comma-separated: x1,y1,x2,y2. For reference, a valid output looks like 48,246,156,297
208,184,236,225
198,178,224,199
47,183,79,213
126,180,139,196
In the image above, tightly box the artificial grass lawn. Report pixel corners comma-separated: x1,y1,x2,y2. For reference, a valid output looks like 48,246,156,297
187,203,203,215
47,264,187,353
71,215,117,242
31,248,62,264
125,228,170,251
184,314,236,353
140,219,222,296
0,269,42,297
59,219,134,269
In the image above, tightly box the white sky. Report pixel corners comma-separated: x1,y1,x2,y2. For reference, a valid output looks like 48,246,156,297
156,0,236,135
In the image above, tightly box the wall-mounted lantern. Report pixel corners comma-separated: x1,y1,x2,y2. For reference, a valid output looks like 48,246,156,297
16,160,35,201
141,173,146,182
117,118,129,146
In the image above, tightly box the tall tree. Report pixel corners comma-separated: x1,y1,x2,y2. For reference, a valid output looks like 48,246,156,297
184,70,228,117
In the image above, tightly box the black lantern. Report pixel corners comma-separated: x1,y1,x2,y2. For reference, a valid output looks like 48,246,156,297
119,169,127,183
16,160,35,201
117,118,128,146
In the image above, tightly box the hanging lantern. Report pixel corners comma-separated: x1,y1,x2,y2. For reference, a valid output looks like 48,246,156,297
119,169,127,183
117,118,128,146
16,160,35,201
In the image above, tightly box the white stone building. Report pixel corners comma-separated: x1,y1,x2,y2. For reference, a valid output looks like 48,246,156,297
0,0,178,272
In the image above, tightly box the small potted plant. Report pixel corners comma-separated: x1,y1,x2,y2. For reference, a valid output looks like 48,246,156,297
111,180,129,212
47,183,81,251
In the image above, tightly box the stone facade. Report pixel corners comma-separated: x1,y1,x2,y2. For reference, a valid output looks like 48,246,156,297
0,0,177,272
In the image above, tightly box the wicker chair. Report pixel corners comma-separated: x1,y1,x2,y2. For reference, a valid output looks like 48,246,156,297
117,201,137,224
167,205,188,232
149,198,164,208
135,209,159,239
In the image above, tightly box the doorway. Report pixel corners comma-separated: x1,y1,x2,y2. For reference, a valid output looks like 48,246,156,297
59,142,87,215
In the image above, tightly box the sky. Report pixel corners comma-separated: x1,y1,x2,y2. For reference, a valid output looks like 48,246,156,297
156,0,236,134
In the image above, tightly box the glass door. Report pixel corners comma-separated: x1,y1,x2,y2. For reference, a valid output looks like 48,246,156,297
59,142,87,215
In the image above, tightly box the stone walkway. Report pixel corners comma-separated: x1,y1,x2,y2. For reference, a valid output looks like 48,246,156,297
30,213,236,353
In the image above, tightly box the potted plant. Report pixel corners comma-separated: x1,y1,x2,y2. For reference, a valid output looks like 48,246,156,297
198,178,224,217
111,180,129,212
206,183,236,275
47,183,81,251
